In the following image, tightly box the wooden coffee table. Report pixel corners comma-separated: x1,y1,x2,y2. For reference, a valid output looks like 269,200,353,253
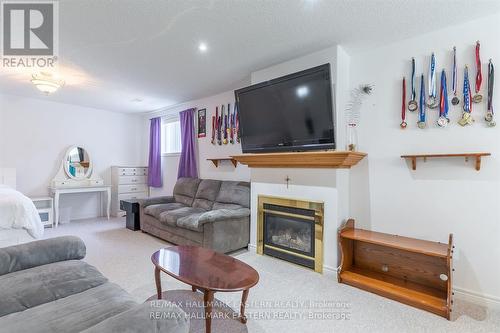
151,246,259,333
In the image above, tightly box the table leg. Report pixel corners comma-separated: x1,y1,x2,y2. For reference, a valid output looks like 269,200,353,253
240,289,249,324
154,267,162,299
54,192,60,227
203,290,214,333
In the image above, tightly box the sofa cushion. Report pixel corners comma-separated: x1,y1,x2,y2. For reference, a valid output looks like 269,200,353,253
0,282,137,333
144,203,186,219
192,179,222,210
214,181,250,208
0,260,108,317
177,208,251,232
159,207,207,227
212,202,243,210
173,178,202,206
0,236,86,276
81,300,189,333
175,212,206,232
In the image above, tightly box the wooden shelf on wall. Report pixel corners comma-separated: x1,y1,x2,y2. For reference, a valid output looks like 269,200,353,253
401,153,491,171
231,151,367,169
338,219,453,319
207,158,238,168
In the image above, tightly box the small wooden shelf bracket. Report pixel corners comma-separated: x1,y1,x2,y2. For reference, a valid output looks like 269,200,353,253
207,158,238,168
401,153,491,171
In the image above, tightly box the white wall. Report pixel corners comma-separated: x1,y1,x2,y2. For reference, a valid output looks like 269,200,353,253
349,14,500,302
146,88,251,196
0,94,144,220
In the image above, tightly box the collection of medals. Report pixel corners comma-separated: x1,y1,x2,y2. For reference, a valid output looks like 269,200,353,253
211,103,240,145
401,41,495,129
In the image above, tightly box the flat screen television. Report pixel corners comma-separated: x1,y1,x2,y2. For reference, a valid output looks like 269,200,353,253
235,64,334,154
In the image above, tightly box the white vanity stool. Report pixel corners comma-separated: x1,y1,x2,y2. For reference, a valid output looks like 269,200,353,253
50,146,111,227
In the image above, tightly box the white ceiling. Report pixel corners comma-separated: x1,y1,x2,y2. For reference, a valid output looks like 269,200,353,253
1,0,499,113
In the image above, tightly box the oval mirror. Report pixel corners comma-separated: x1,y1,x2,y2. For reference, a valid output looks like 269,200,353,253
64,146,92,180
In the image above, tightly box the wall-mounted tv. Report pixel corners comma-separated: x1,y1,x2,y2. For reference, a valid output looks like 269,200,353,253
235,64,334,154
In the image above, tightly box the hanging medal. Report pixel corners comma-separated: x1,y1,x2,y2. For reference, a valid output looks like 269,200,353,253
408,58,418,111
401,77,407,128
235,103,241,143
427,53,438,109
459,66,474,126
417,74,426,129
473,41,483,103
437,70,449,127
211,114,216,145
451,47,460,105
486,59,495,127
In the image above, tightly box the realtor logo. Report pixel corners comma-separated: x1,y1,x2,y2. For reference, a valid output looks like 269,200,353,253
1,0,58,67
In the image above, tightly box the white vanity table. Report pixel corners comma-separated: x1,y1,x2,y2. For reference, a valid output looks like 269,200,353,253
50,146,111,227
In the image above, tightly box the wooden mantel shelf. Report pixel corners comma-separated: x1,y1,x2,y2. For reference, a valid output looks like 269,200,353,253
231,151,367,169
401,153,491,171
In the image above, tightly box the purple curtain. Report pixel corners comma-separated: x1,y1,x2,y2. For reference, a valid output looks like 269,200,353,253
148,117,162,187
178,108,198,179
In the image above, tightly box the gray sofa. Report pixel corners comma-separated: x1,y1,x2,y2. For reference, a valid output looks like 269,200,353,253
140,178,250,253
0,236,189,333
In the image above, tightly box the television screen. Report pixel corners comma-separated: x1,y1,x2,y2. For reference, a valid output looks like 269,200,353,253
235,64,335,153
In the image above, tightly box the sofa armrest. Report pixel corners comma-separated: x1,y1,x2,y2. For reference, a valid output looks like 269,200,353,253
198,208,250,226
81,300,189,333
0,236,86,276
138,196,175,208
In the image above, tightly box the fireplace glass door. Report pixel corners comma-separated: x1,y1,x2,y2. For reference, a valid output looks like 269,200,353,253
263,203,315,269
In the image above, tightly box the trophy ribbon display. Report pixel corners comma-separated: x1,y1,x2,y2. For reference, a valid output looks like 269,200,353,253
486,59,496,127
417,74,426,129
427,53,438,109
437,70,450,128
401,77,407,128
451,46,460,106
473,41,483,103
458,66,474,126
408,58,418,111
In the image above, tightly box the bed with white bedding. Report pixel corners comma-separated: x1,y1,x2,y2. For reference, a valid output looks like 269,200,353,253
0,184,44,247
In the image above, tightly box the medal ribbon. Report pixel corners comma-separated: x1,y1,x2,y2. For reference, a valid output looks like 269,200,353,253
464,66,472,113
402,77,406,123
452,47,458,96
488,60,494,113
475,41,482,94
410,58,416,101
428,53,436,99
440,70,449,118
419,74,426,123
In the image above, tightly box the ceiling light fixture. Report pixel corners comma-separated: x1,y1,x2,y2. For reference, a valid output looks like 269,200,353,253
198,42,208,53
31,72,65,95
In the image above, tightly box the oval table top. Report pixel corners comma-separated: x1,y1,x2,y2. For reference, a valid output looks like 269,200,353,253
151,246,259,292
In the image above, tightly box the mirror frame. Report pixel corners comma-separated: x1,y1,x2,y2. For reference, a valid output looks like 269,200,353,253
63,146,93,180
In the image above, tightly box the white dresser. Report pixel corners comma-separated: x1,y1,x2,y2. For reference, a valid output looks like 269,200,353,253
111,166,149,216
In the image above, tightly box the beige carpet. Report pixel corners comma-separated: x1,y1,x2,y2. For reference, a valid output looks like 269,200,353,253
45,218,500,333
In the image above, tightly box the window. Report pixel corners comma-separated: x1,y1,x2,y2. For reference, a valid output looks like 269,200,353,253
161,119,181,155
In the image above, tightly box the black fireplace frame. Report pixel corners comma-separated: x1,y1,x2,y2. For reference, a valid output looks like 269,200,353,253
262,203,316,269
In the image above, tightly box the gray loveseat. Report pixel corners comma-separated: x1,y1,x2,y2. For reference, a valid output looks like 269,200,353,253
140,178,250,253
0,236,189,333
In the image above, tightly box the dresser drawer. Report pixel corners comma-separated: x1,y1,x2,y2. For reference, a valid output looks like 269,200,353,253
119,184,147,193
119,192,148,201
118,175,147,185
117,168,148,176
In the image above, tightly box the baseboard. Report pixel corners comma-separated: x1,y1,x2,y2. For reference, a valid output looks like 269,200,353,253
322,265,338,276
453,287,500,310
